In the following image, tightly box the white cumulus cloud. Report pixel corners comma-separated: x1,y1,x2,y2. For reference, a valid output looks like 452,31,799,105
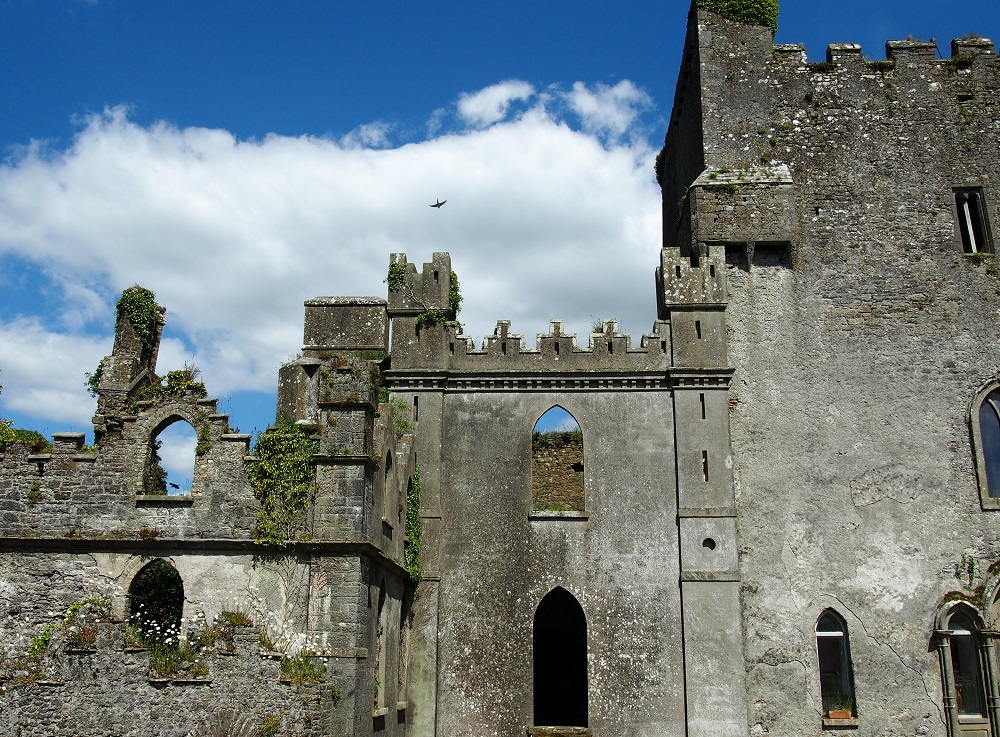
457,80,536,127
567,80,653,140
0,81,662,436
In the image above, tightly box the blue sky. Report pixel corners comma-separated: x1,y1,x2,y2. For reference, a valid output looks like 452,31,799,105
1,0,998,484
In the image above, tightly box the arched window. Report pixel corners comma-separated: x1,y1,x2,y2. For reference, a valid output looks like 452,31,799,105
936,605,996,736
950,612,987,717
971,385,1000,508
533,587,587,727
531,406,584,512
129,559,184,644
145,419,197,495
816,610,856,719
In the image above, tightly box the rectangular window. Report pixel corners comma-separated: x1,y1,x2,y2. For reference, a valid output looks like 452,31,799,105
956,188,994,254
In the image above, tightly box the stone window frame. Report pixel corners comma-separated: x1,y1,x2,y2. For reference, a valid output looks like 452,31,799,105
132,407,207,499
970,383,1000,510
528,405,589,520
955,187,995,255
934,602,1000,737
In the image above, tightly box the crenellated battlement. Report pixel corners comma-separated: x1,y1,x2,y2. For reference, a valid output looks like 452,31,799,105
663,6,1000,257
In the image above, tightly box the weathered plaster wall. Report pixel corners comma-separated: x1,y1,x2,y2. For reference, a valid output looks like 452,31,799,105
662,8,1000,736
416,387,685,737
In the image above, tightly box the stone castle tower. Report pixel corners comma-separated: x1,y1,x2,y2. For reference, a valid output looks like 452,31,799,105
2,2,1000,736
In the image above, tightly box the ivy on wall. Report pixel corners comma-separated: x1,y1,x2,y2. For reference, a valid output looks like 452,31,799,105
245,421,319,546
697,0,778,36
116,285,162,352
404,463,423,591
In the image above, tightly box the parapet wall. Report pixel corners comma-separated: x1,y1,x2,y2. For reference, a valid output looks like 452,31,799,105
663,7,1000,253
0,409,256,541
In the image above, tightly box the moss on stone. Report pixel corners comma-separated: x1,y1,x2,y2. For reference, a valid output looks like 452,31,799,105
697,0,778,36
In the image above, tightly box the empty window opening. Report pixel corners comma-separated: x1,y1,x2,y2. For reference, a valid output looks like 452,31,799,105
675,265,682,278
383,452,393,522
817,610,857,719
554,342,560,356
700,393,706,419
661,340,667,353
433,270,439,283
449,341,454,354
702,537,716,550
145,419,197,495
710,264,716,277
129,559,183,645
607,341,614,355
398,592,413,703
956,188,994,254
690,252,700,267
534,587,588,728
702,450,709,481
502,341,507,355
413,397,419,422
695,320,702,339
532,407,584,512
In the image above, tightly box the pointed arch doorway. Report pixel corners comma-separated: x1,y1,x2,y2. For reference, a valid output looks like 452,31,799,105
533,587,588,728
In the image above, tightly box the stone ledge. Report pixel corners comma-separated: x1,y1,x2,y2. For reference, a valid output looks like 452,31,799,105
821,716,859,729
136,494,194,505
529,510,590,521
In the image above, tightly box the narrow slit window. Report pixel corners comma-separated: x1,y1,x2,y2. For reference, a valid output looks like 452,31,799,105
956,188,994,254
695,320,702,339
700,393,706,419
701,450,709,481
413,396,419,422
816,610,857,719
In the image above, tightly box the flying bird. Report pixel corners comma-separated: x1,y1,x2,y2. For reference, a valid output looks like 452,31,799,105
430,199,446,208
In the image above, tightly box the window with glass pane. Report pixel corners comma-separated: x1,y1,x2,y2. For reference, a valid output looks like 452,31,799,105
979,391,1000,498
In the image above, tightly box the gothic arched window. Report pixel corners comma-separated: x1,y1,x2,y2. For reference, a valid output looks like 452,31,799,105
533,587,588,728
531,406,584,512
971,385,1000,508
144,418,198,495
935,605,994,737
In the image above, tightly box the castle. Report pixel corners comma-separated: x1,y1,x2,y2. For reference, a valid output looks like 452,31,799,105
2,2,1000,736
